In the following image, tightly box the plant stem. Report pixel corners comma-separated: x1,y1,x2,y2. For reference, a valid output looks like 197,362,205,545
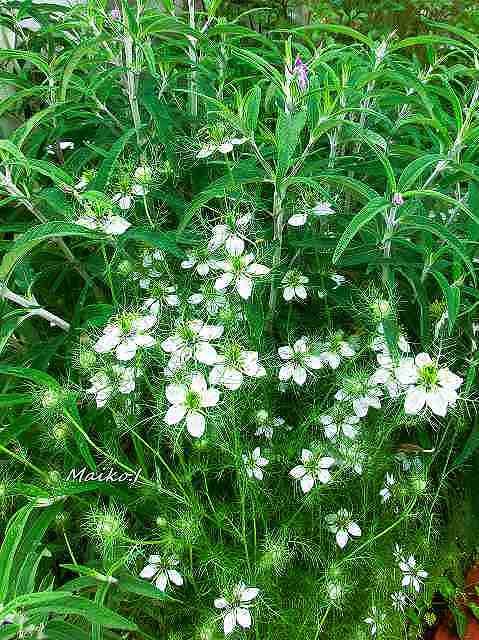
267,186,285,331
187,0,198,119
1,286,70,331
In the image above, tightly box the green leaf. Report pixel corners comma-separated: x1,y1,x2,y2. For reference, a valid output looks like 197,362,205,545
123,227,185,258
276,110,306,178
429,270,461,332
118,575,171,600
32,597,138,630
0,222,97,280
333,197,390,264
88,128,137,192
243,85,261,133
454,423,479,467
0,505,34,601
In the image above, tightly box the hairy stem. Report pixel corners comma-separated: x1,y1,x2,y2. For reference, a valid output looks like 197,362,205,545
1,286,70,331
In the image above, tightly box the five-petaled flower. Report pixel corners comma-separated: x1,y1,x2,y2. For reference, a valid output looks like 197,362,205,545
94,312,156,361
164,373,219,437
87,366,136,407
325,509,362,549
242,447,269,480
139,555,183,592
161,320,224,372
214,583,259,635
213,249,270,300
399,555,428,592
278,337,323,386
289,449,335,493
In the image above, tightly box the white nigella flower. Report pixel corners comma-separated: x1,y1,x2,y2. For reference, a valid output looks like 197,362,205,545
337,440,365,475
364,607,386,636
330,273,347,288
208,214,252,256
209,345,266,390
399,556,428,592
141,285,180,314
379,473,395,502
94,312,156,361
197,135,247,159
47,140,74,155
335,382,382,417
319,334,355,369
254,411,285,439
213,248,270,300
214,583,259,635
188,290,228,316
320,413,360,439
391,591,407,611
288,201,334,227
281,270,309,302
139,555,183,592
396,352,463,417
278,337,323,386
112,165,152,210
372,323,411,355
133,250,166,290
76,211,131,236
289,449,335,493
87,366,136,407
242,447,269,480
161,320,224,372
181,250,216,277
325,509,361,549
164,373,219,437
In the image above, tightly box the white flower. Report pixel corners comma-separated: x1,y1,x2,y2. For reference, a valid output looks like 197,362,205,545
197,136,247,159
278,337,323,386
112,166,152,210
242,447,269,480
396,353,463,417
320,414,360,439
209,346,265,390
181,251,216,277
335,383,382,417
281,270,309,302
213,248,269,300
214,583,259,636
288,201,334,226
255,413,285,439
319,335,355,369
188,290,228,316
391,591,407,611
330,273,347,288
76,213,131,236
161,320,224,372
94,313,156,361
379,473,395,502
142,288,179,314
47,140,74,155
364,607,386,636
208,214,252,256
164,373,219,437
87,366,136,407
325,509,361,549
289,449,335,493
399,555,428,592
139,555,183,592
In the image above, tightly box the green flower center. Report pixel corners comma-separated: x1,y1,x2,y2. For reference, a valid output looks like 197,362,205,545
419,364,439,390
185,390,201,410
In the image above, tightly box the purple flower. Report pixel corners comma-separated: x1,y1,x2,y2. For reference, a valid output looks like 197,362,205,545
293,56,309,92
110,7,121,20
392,193,404,206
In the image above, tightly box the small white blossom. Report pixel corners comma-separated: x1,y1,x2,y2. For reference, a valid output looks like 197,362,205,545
164,373,219,438
214,583,259,635
209,346,266,390
320,414,360,439
254,411,285,439
188,290,228,316
281,270,309,302
288,201,334,227
399,555,428,592
325,509,361,549
161,320,224,372
181,251,216,277
213,248,269,300
364,607,386,636
335,383,382,417
208,214,252,256
319,335,355,369
139,555,183,592
289,449,335,493
197,136,247,159
278,337,323,386
76,212,131,236
242,447,269,480
391,591,407,611
87,366,136,407
396,353,463,417
94,313,156,361
112,165,152,210
330,273,347,288
379,473,395,502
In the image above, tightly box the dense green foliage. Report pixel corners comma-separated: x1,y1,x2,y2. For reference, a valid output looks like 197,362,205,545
1,1,479,639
